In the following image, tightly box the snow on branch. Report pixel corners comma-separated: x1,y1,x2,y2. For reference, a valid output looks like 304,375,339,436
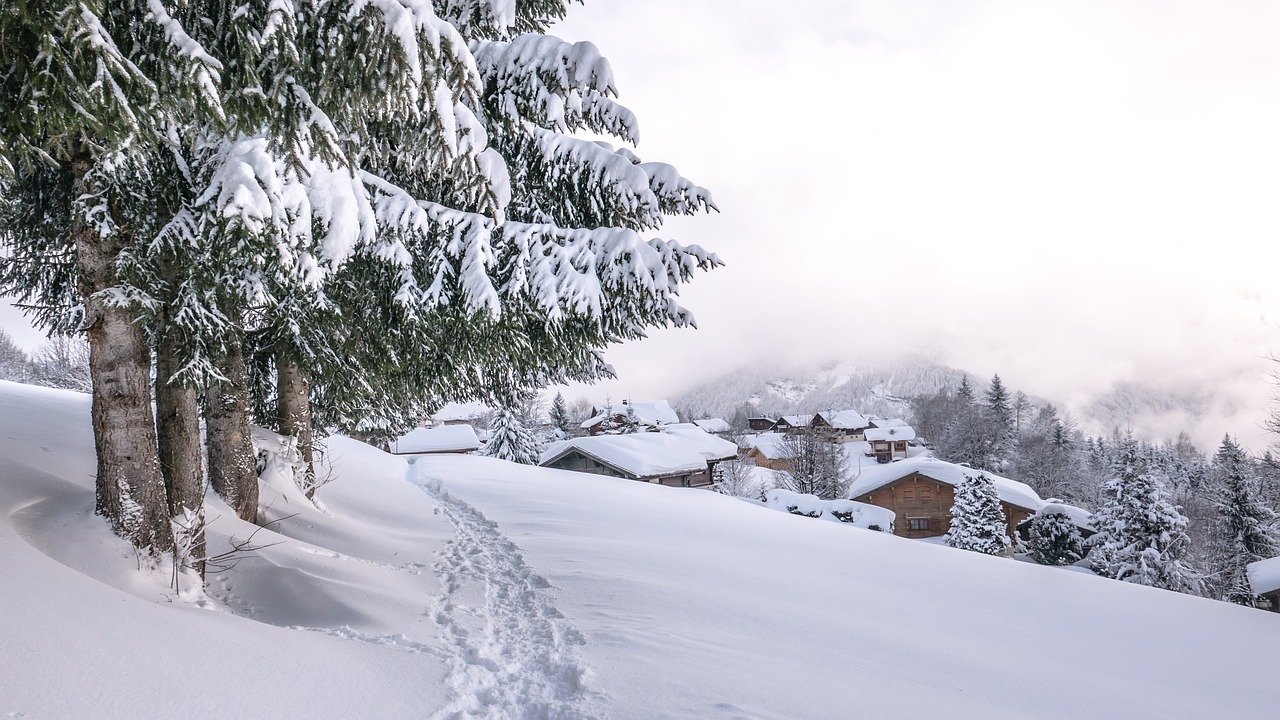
474,34,637,142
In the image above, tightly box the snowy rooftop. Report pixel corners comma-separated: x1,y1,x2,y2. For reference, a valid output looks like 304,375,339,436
1248,556,1280,596
693,417,732,434
431,402,489,423
763,489,897,531
817,410,871,430
871,417,910,429
864,425,918,442
847,456,1044,512
747,432,789,459
392,424,481,455
580,400,679,429
777,415,811,427
542,425,734,479
1038,502,1095,532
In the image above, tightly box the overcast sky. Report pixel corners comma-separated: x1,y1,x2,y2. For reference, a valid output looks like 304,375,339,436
4,1,1279,449
539,0,1280,449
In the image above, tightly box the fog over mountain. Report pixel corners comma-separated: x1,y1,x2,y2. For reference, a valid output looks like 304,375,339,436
670,355,1273,453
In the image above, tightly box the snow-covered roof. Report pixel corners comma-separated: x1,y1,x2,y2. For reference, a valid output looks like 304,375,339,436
392,424,480,455
847,456,1043,512
775,415,811,428
693,417,732,434
661,424,739,461
1248,556,1280,596
870,417,909,429
816,410,871,430
764,489,897,531
747,432,789,460
864,425,917,442
431,402,489,423
1038,502,1095,532
541,431,716,479
580,400,679,429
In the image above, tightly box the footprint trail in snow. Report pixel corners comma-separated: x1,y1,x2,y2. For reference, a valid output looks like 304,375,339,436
415,471,602,720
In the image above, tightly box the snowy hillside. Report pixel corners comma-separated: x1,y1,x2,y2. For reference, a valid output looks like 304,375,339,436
2,380,1277,719
673,357,970,422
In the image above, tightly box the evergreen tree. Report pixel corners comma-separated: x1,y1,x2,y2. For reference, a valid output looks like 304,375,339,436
1028,511,1085,566
0,328,33,383
621,402,642,434
1210,435,1280,605
598,400,622,435
957,377,976,403
549,392,571,439
483,407,540,465
1088,439,1202,594
946,473,1011,555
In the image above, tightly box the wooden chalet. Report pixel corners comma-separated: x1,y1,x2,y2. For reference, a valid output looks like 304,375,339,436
744,432,790,471
811,410,873,442
847,458,1042,542
747,417,777,432
1248,556,1280,612
391,424,481,456
769,415,811,435
580,399,679,436
864,424,916,463
541,424,736,488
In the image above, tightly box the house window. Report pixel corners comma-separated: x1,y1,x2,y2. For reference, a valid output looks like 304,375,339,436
909,517,930,531
902,489,915,500
919,488,932,501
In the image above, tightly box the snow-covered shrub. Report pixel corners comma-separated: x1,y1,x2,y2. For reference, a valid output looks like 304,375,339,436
1028,511,1084,566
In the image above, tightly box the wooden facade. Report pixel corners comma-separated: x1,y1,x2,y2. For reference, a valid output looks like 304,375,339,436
868,439,910,463
853,472,1034,542
748,417,776,432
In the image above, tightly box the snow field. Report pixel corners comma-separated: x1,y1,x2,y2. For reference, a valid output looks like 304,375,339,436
2,381,1277,719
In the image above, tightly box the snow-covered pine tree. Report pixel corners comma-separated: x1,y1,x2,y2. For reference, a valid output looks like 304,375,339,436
946,473,1011,555
0,329,33,382
1028,511,1084,566
1210,435,1280,605
549,391,571,439
1088,438,1203,594
621,402,642,434
0,0,224,552
483,406,541,465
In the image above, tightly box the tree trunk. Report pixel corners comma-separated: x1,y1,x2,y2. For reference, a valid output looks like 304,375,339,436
206,331,258,523
276,352,316,497
71,145,173,552
155,309,206,576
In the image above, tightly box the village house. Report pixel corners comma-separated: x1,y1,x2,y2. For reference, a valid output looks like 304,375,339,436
769,415,811,435
744,432,791,471
580,399,680,436
391,424,481,456
1248,556,1280,612
693,417,733,436
847,457,1042,542
747,417,776,432
540,423,736,487
810,410,873,442
864,424,916,463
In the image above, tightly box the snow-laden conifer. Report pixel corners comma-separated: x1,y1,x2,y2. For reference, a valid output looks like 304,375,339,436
549,392,571,439
947,473,1011,555
1028,511,1084,566
1210,435,1280,605
1088,439,1203,594
483,407,541,465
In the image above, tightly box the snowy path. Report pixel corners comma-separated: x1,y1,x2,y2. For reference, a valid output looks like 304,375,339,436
414,469,601,720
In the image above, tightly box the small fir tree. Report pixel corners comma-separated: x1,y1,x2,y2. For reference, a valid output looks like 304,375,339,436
1211,435,1280,605
549,392,571,439
1028,511,1085,566
947,473,1011,555
1088,439,1203,594
483,407,540,465
621,402,642,434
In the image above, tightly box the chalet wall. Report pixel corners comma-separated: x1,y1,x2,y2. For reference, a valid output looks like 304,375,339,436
854,472,1030,542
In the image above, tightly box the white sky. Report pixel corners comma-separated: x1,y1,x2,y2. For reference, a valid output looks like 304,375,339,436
4,1,1279,449
544,0,1280,450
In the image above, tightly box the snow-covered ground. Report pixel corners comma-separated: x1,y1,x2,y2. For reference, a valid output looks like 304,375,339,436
2,380,1276,719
